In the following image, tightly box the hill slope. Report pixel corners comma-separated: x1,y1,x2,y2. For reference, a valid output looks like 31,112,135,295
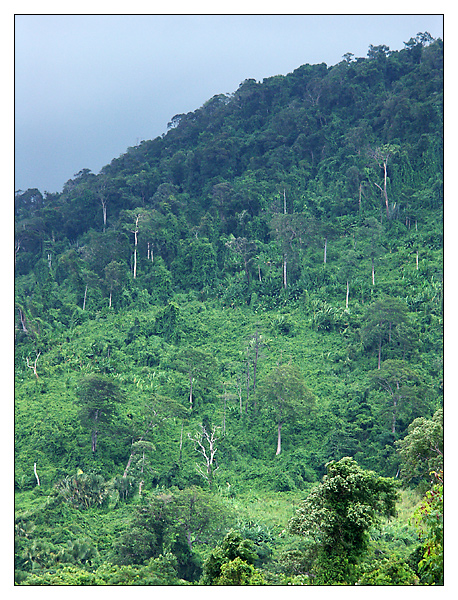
14,34,443,585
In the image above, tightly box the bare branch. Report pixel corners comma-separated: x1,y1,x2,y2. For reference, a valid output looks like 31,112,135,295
26,352,41,380
188,425,220,486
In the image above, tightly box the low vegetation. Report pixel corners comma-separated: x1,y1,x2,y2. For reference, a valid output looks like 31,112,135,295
15,33,443,585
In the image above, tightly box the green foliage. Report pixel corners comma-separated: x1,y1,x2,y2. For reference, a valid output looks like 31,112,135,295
75,373,124,453
395,409,443,484
20,553,184,585
201,530,260,584
368,359,424,437
217,556,266,585
14,35,443,585
113,487,230,580
357,554,419,585
257,362,315,455
413,470,443,584
361,297,412,368
141,258,173,303
55,471,109,509
289,457,398,584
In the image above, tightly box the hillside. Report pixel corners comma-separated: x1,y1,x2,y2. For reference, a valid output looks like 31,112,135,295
14,34,443,586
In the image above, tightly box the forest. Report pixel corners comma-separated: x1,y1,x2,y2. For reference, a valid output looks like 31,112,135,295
14,33,443,586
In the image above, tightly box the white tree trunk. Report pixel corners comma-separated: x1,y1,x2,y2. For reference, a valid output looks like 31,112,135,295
283,188,287,289
383,161,389,218
346,280,349,309
34,462,40,486
18,308,28,333
92,429,98,453
276,422,282,456
83,284,88,311
188,425,219,487
26,352,40,380
123,452,134,478
132,214,140,279
283,254,287,289
189,375,193,406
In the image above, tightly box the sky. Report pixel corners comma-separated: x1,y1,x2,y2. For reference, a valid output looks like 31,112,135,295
15,14,444,194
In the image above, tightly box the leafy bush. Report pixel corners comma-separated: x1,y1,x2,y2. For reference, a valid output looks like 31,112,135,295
413,470,443,584
201,530,259,585
357,554,419,585
55,471,109,509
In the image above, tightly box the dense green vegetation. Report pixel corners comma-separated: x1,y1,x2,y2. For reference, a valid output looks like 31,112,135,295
15,33,443,585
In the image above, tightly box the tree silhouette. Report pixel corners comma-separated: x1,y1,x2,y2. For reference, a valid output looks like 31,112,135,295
289,457,398,584
257,363,315,455
75,374,123,453
361,297,409,369
369,359,422,436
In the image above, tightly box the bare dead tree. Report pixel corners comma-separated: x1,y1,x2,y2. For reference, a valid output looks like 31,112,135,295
188,425,219,487
33,462,40,486
15,238,21,264
17,307,28,334
368,145,398,219
82,284,88,311
131,213,140,279
26,352,41,380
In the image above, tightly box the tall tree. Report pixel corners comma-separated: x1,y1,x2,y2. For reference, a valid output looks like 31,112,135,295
247,328,264,399
188,424,220,488
120,208,151,279
172,347,217,409
257,363,315,455
340,249,358,309
369,359,422,436
123,395,190,480
113,488,228,579
289,457,398,584
104,260,128,308
368,144,399,219
95,175,109,232
361,297,410,369
395,409,443,484
270,207,317,289
75,374,123,453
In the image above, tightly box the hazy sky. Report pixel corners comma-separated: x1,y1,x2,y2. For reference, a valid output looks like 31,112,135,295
15,14,444,194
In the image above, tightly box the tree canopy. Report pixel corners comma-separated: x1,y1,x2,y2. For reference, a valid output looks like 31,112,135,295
289,457,398,583
15,33,443,587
